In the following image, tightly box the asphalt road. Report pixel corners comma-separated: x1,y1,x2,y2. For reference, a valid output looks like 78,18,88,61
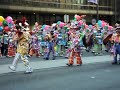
0,50,109,65
0,61,120,90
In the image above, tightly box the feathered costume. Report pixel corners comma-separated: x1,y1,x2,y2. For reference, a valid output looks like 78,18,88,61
66,30,82,66
9,20,33,73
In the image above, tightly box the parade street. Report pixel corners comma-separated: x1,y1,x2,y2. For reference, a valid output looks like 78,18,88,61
0,61,120,90
0,51,119,90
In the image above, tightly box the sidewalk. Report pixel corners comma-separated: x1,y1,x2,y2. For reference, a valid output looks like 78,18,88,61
0,55,113,74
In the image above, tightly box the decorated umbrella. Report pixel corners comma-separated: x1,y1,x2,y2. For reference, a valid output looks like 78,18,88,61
2,20,8,26
103,31,113,45
0,16,5,22
59,22,65,28
4,26,10,32
6,16,13,23
0,22,2,26
0,26,3,32
74,14,81,21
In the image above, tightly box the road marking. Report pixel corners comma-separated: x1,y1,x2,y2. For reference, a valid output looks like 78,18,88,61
91,76,95,79
104,69,111,72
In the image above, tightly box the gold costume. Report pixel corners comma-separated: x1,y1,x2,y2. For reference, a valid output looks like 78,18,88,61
13,31,30,55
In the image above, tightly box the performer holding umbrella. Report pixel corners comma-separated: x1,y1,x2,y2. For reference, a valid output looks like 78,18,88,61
111,26,120,64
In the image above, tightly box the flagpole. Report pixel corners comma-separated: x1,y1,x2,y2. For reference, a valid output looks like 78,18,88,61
87,0,99,21
96,0,99,21
115,0,117,22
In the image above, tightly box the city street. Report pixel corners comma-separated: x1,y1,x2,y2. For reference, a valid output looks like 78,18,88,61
0,50,118,90
0,61,120,90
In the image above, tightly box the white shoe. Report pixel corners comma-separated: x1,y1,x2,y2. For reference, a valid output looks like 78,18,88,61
28,55,31,57
25,67,33,74
8,66,16,71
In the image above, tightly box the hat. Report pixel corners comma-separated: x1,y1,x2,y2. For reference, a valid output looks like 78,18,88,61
24,22,29,26
21,26,30,31
98,27,102,30
19,23,22,26
116,26,120,30
116,26,120,33
74,39,79,45
4,34,8,37
24,27,30,31
52,23,56,27
70,25,79,29
86,28,90,32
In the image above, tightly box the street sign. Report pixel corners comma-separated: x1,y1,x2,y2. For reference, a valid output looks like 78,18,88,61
64,15,69,23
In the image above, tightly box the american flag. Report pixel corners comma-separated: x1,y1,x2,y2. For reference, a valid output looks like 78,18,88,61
87,0,98,4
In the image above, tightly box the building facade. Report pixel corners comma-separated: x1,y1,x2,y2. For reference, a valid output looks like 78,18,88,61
0,0,117,25
116,0,120,22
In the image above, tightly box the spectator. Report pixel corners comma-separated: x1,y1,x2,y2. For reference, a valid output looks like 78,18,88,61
1,32,9,57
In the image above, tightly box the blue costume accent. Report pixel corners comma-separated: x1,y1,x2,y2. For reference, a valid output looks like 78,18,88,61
95,32,103,45
113,43,120,63
46,40,55,60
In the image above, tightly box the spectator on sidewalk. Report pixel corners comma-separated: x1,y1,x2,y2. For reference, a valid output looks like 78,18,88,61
0,33,2,57
1,32,9,57
7,35,16,57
